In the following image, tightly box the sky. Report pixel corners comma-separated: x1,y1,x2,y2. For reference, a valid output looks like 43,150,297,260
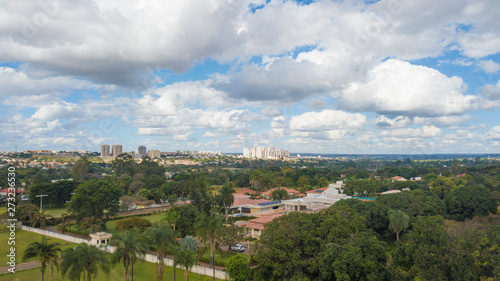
1,0,500,154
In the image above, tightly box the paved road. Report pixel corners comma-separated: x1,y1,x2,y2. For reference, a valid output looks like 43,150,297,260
0,261,40,274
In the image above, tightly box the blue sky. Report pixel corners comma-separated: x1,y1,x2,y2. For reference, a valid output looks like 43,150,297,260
1,0,500,154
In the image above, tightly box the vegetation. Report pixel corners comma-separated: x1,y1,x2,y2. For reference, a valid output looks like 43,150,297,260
61,243,110,281
22,237,62,281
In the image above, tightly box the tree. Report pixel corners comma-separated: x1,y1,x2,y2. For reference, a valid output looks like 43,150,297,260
22,237,62,281
111,228,149,281
219,224,244,249
164,208,181,232
249,170,263,190
317,177,329,188
445,185,498,221
145,223,177,281
388,209,409,240
58,213,71,234
334,199,390,235
320,232,389,281
226,255,252,281
175,236,199,281
80,216,104,234
195,212,224,281
115,217,152,233
271,188,288,200
30,211,53,228
68,179,121,221
61,243,110,281
15,203,39,223
71,156,91,181
393,216,450,280
218,182,235,222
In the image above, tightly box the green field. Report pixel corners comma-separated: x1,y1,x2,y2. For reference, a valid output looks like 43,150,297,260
0,259,219,281
0,229,221,281
0,229,76,264
43,208,69,218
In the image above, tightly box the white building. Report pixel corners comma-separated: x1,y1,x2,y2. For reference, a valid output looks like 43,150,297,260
283,181,350,213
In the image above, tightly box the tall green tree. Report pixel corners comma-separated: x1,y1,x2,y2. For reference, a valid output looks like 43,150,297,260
22,237,62,281
71,156,91,181
445,185,498,221
145,223,177,281
271,188,288,200
68,179,121,221
195,212,224,281
388,209,409,240
226,255,252,281
111,228,149,281
175,236,199,281
164,209,181,232
218,182,235,221
61,243,110,281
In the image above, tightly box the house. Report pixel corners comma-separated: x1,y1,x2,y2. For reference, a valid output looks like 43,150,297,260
230,197,284,215
0,188,25,196
240,213,283,238
392,176,407,182
305,186,329,197
261,187,304,199
283,182,350,213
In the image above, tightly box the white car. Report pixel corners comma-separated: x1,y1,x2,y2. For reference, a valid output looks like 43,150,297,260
230,244,245,252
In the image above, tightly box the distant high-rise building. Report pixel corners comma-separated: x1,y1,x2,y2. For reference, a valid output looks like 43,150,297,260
101,144,110,157
147,149,161,158
244,146,289,159
112,144,122,157
243,147,251,158
138,145,147,157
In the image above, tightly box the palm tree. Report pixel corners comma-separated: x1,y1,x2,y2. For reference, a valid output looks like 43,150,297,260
81,216,104,233
175,236,199,281
219,183,235,222
59,213,71,234
388,209,410,240
163,209,180,232
249,170,263,190
61,243,110,281
22,236,62,281
30,212,53,228
111,228,149,281
195,212,224,281
144,223,176,281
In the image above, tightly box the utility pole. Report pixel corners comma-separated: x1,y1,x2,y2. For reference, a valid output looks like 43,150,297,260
36,194,48,212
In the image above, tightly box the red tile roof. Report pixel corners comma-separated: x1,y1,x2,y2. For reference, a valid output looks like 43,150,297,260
0,188,25,194
261,187,301,198
243,213,284,230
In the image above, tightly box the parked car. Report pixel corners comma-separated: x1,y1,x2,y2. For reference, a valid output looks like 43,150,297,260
230,244,245,252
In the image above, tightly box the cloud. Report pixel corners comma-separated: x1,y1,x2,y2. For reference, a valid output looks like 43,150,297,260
477,60,500,73
487,126,500,140
380,125,441,138
481,80,500,100
338,59,483,117
289,109,367,131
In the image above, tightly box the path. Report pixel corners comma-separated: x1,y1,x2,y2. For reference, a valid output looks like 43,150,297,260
0,261,40,274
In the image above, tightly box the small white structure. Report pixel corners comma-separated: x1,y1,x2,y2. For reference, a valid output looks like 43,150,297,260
90,232,112,246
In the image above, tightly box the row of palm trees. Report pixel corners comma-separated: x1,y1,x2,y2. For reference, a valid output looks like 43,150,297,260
23,224,200,281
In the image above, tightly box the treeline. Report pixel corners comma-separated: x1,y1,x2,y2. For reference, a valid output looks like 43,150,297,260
255,193,500,280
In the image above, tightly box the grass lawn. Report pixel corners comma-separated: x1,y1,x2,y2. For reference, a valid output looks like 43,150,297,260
106,212,166,235
0,258,220,281
0,230,222,281
0,229,76,264
43,208,69,218
0,207,6,216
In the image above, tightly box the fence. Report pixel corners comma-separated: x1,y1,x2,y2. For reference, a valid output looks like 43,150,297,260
21,225,228,279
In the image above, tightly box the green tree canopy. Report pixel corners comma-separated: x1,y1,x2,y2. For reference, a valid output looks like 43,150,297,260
67,179,121,221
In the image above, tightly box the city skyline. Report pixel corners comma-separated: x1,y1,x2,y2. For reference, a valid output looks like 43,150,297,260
1,0,500,154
